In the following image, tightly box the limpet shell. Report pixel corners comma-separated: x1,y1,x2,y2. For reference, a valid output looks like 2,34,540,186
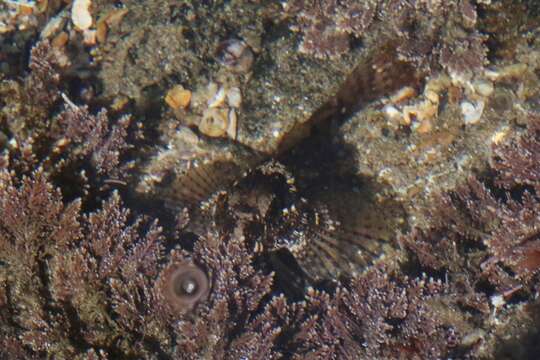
199,108,229,137
226,108,237,140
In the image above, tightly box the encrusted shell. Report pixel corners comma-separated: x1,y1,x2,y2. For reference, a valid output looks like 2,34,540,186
199,108,229,137
461,100,485,124
215,39,254,73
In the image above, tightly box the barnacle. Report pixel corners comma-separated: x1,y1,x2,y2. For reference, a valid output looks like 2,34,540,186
215,38,254,73
158,261,209,314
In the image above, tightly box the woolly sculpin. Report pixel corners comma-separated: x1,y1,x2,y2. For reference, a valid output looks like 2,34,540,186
136,40,420,281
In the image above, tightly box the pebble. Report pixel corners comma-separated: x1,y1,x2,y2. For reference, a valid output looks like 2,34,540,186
485,64,527,81
383,104,401,121
390,86,416,104
40,10,67,39
490,126,509,144
83,29,96,45
403,100,438,127
95,8,128,43
226,108,238,139
226,87,242,108
208,85,226,108
51,31,69,48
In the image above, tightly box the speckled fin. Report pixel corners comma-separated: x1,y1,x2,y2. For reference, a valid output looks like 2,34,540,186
137,132,266,208
290,203,388,280
334,38,422,114
282,186,406,281
169,158,247,204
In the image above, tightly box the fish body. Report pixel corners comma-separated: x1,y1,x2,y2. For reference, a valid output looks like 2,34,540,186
136,39,419,280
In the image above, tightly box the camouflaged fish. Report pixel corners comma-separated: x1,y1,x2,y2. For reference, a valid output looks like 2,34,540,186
136,39,419,281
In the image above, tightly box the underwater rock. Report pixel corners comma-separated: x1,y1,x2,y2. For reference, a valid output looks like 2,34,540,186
339,48,540,229
92,1,365,155
2,1,540,359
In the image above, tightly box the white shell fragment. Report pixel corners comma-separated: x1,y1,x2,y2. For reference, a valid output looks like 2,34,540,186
208,85,226,108
383,104,401,121
199,108,228,137
227,87,242,108
216,39,254,73
461,100,485,124
83,29,97,45
41,10,68,39
72,0,93,31
190,81,243,140
226,108,238,139
473,80,494,97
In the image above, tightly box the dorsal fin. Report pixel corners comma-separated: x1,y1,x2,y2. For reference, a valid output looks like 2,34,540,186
136,131,265,208
276,38,423,155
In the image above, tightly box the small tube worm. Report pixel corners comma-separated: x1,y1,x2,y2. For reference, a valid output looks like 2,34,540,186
159,262,210,314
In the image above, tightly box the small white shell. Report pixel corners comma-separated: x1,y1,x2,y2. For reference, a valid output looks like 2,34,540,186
199,108,228,137
461,100,485,124
41,10,67,38
226,108,237,140
424,90,439,104
383,104,401,121
72,0,92,31
216,39,254,73
83,29,96,45
227,87,242,108
473,80,494,97
208,86,226,108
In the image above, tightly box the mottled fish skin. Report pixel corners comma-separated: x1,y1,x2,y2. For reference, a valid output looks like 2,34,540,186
137,39,420,280
182,161,396,281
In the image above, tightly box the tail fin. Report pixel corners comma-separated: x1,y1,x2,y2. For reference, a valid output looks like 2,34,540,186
274,185,407,281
